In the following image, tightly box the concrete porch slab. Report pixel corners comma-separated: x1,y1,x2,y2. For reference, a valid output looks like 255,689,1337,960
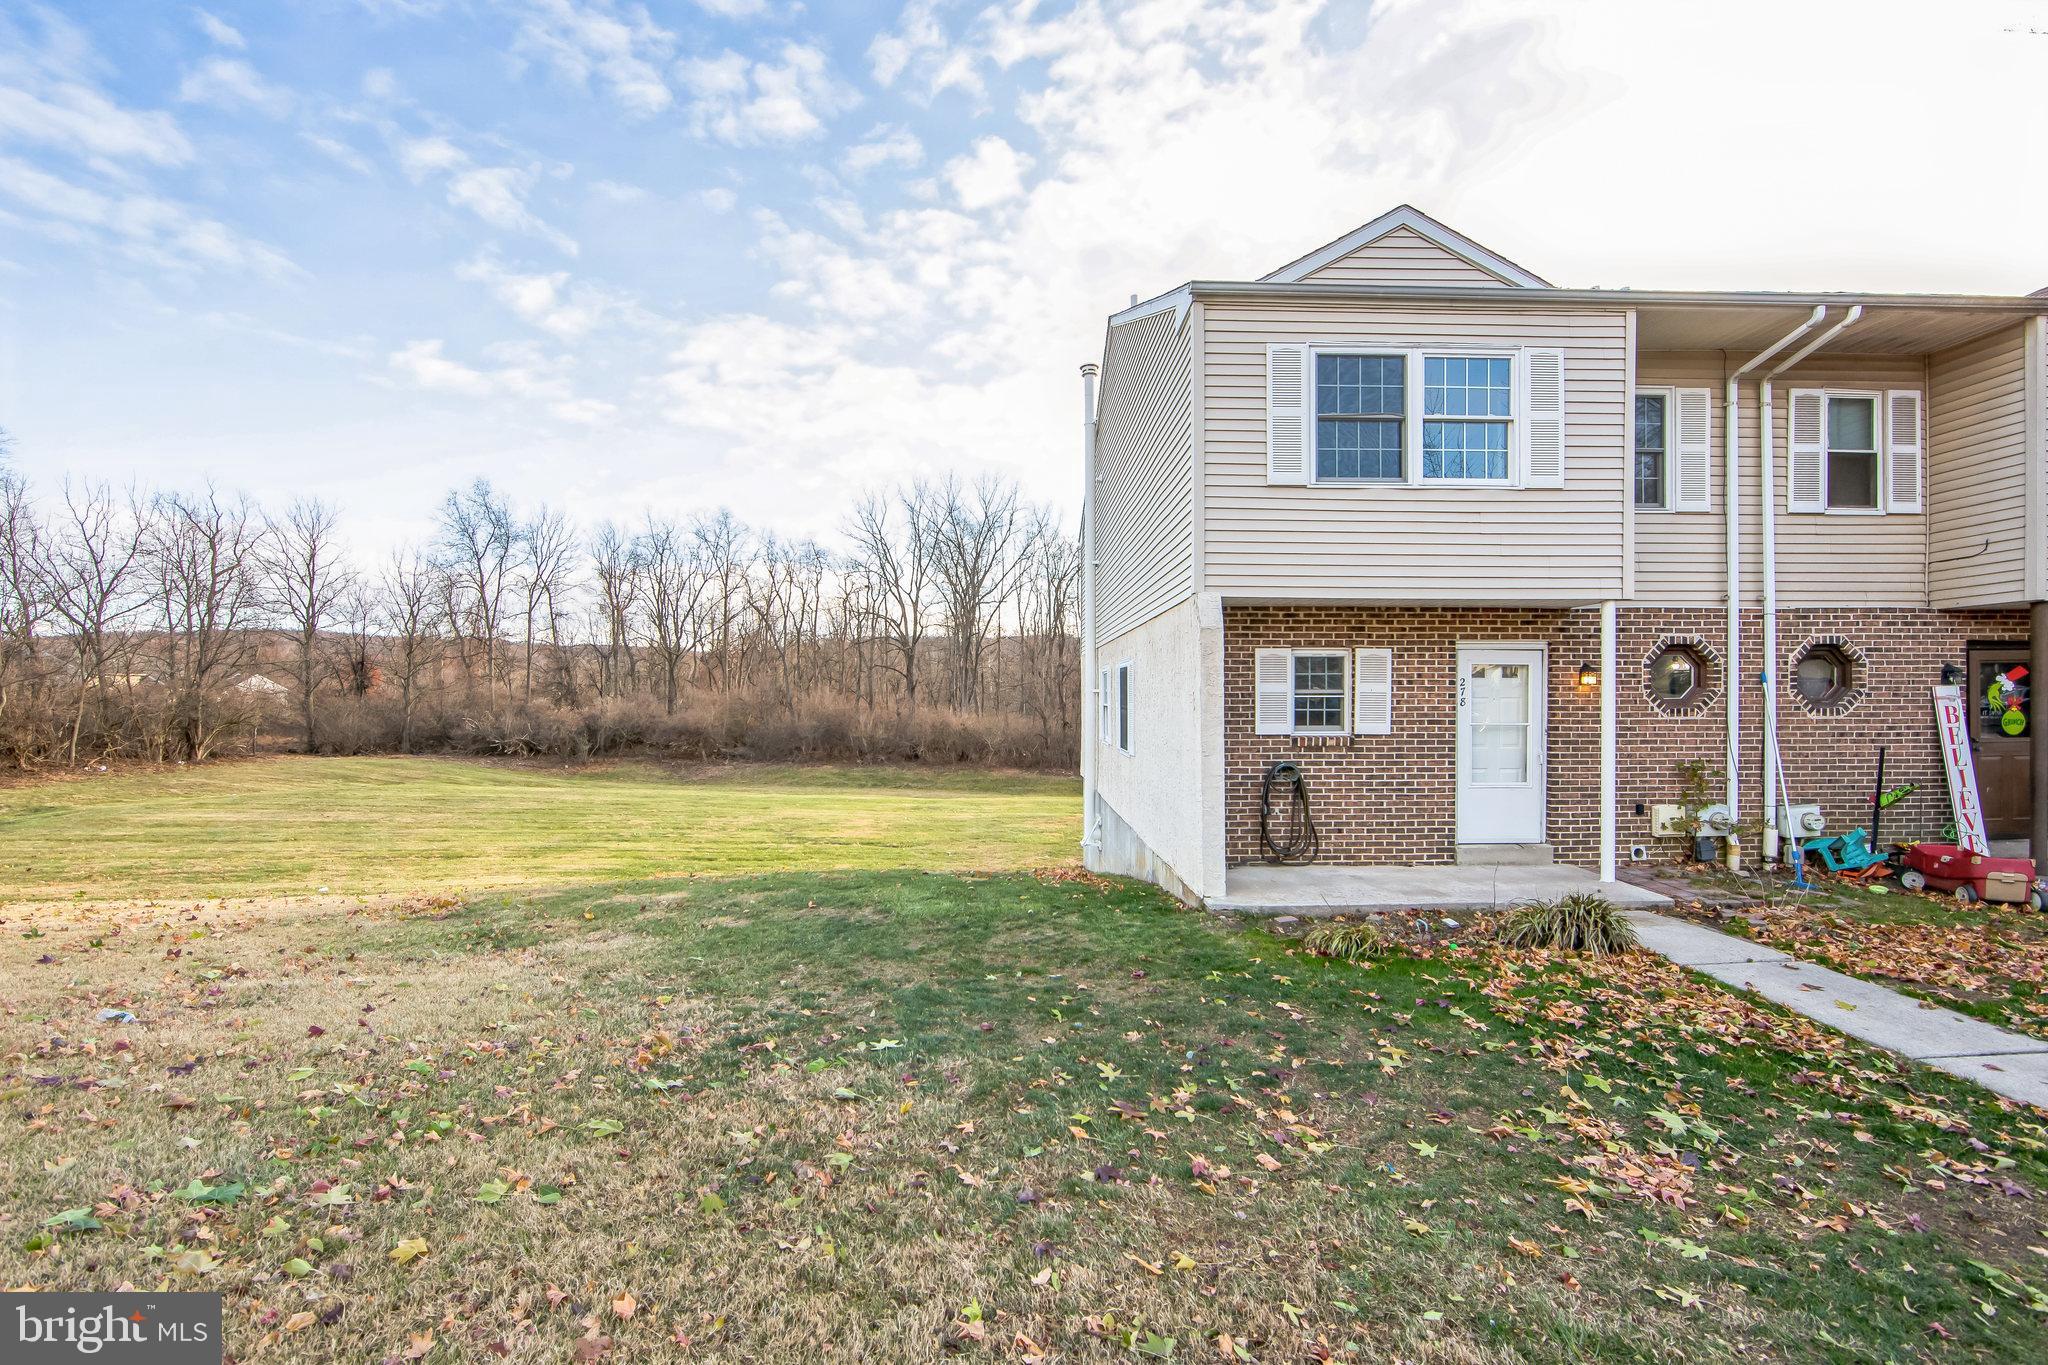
1211,863,1671,915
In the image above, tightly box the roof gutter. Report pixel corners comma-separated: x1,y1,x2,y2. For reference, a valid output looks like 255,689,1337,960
1758,306,1863,859
1180,281,2048,312
1720,305,1825,855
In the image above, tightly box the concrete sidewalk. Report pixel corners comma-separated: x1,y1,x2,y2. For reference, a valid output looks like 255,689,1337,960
1626,912,2048,1109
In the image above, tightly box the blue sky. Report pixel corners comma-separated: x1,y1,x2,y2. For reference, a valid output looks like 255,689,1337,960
3,0,2045,556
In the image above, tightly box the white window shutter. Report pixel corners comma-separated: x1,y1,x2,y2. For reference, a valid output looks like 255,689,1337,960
1670,387,1712,512
1266,344,1310,485
1520,347,1565,487
1787,389,1826,513
1886,389,1923,513
1352,648,1392,736
1097,667,1112,742
1254,648,1293,735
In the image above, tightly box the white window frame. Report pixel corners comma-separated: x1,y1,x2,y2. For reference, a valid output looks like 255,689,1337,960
1309,345,1519,488
1307,349,1408,484
1288,649,1350,735
1823,389,1884,516
1114,661,1133,754
1633,385,1674,512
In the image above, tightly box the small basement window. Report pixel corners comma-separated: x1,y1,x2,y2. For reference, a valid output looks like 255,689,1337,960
1793,645,1852,706
1647,644,1703,705
1291,652,1348,733
1115,662,1133,754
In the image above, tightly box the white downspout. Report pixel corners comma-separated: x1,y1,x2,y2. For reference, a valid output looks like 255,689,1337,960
1758,305,1861,860
1078,362,1101,855
1599,599,1617,883
1723,305,1824,864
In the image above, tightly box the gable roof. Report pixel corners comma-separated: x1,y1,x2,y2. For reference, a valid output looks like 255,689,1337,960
1259,204,1550,289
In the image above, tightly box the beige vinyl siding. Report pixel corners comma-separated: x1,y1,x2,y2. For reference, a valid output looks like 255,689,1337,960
1095,308,1194,640
1201,300,1627,601
1632,351,1929,608
1927,324,2029,608
1298,226,1517,287
1632,353,1723,604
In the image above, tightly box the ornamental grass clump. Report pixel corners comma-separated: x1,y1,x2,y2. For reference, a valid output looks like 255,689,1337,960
1301,917,1393,963
1497,893,1637,955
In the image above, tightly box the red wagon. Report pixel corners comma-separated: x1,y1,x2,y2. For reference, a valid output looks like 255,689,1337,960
1896,842,2043,908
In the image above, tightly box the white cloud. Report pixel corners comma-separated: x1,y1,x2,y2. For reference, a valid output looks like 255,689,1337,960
868,0,982,98
303,132,373,174
841,123,923,176
677,42,856,144
0,152,294,277
591,178,650,203
457,251,661,339
193,11,246,49
362,67,400,100
512,0,675,117
0,8,193,166
386,337,616,425
177,57,294,117
699,185,737,212
692,0,769,17
942,135,1030,209
394,134,576,254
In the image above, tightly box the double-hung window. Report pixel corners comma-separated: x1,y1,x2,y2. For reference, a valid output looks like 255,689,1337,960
1291,652,1348,734
1311,350,1516,485
1826,395,1879,511
1315,354,1404,481
1634,390,1669,509
1421,355,1512,481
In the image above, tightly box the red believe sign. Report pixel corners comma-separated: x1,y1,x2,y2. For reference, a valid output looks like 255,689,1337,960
1932,684,1990,853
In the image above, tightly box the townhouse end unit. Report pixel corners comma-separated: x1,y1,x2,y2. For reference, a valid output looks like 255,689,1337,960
1079,206,2048,904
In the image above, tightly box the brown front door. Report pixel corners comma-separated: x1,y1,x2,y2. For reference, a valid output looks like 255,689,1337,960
1968,644,2032,840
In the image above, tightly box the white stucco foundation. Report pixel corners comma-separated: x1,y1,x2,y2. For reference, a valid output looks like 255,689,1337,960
1084,595,1224,902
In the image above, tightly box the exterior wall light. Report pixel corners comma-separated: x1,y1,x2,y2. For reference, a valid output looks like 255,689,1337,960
1577,662,1600,688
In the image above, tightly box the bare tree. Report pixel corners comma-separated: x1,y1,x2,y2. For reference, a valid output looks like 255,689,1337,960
693,509,751,694
150,486,267,760
843,484,935,711
380,548,443,754
515,505,578,704
641,516,709,714
264,498,352,753
928,474,1029,711
39,480,147,762
588,521,640,699
435,479,515,685
0,461,52,761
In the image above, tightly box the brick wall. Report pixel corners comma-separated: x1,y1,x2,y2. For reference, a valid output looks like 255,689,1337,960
1616,605,2029,857
1222,605,1603,865
1223,603,2029,869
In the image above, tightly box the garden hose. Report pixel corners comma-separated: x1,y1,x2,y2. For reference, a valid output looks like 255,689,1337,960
1259,761,1319,864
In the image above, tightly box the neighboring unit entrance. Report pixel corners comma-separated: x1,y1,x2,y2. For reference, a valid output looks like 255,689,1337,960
1968,643,2032,840
1456,644,1547,844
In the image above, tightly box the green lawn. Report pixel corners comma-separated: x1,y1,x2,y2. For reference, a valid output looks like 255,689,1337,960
0,756,1080,902
5,870,2046,1362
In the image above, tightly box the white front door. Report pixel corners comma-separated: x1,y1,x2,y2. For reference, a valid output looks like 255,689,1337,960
1456,645,1547,844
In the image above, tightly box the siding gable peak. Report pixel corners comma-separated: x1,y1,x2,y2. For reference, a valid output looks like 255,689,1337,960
1260,205,1550,289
